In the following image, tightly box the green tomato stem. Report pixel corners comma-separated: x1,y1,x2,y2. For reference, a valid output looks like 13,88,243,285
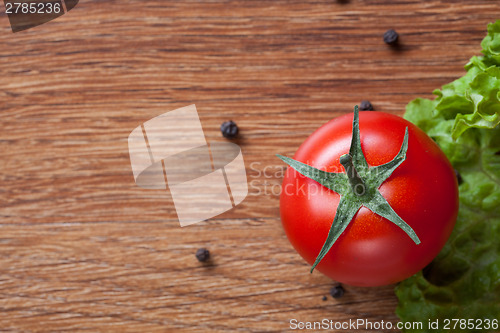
339,153,366,196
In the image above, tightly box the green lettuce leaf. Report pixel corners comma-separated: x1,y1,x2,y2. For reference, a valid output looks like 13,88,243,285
396,20,500,332
481,20,500,65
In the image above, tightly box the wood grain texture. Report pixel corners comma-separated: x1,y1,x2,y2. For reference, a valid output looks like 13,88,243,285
0,0,497,331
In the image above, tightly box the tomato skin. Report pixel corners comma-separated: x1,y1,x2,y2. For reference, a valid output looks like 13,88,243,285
280,111,459,287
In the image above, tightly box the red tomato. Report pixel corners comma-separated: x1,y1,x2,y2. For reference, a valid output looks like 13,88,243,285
280,111,459,286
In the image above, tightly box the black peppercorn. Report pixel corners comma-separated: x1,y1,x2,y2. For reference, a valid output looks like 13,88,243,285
330,284,345,299
322,296,328,301
455,169,463,185
195,248,210,262
359,100,374,111
383,29,399,45
220,120,239,139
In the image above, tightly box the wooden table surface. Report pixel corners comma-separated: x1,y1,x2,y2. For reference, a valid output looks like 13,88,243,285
0,1,498,332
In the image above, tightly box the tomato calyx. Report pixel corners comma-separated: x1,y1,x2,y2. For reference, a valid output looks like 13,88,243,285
277,106,421,273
